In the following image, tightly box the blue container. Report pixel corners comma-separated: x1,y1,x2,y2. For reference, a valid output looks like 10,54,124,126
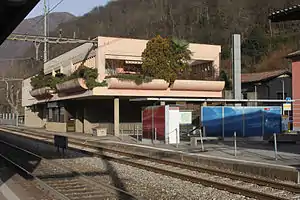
201,106,282,138
201,106,222,137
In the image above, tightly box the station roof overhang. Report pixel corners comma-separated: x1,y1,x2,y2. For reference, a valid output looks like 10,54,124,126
268,5,300,22
130,97,294,103
0,0,39,45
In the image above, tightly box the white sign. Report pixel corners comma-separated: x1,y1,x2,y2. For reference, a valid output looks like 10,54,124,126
180,111,192,124
283,103,291,111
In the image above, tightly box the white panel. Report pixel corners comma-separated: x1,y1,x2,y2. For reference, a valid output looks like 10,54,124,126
167,107,180,144
180,111,192,124
165,105,169,143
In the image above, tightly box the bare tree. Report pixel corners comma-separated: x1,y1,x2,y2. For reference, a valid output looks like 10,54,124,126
4,80,20,115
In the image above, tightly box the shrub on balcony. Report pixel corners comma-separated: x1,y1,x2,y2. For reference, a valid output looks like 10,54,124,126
68,65,107,89
107,74,153,85
30,70,60,90
30,66,107,91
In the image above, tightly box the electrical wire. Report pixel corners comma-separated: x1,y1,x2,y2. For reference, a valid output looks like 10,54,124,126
17,0,65,36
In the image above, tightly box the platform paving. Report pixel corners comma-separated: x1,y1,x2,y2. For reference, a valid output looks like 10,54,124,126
3,125,300,168
2,125,300,182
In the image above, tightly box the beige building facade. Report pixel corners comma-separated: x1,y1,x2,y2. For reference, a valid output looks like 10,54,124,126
22,36,224,135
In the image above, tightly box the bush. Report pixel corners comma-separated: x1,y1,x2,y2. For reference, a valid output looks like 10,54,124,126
141,35,191,85
30,70,59,90
107,74,153,85
30,66,107,90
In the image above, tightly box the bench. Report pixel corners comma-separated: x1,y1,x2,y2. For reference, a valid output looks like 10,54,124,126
190,136,219,147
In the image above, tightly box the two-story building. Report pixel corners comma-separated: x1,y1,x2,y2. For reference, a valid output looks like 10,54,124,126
22,36,225,135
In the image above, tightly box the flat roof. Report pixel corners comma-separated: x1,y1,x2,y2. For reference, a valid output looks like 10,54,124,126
130,98,294,103
269,5,300,22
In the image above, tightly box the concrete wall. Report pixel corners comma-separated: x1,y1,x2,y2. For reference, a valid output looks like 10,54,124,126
73,56,96,72
293,61,300,130
46,122,67,133
24,107,45,128
22,78,37,107
97,36,221,80
44,43,95,75
40,36,221,84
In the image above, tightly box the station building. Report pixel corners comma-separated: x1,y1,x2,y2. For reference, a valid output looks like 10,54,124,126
22,36,225,135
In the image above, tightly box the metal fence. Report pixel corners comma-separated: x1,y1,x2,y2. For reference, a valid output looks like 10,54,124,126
0,113,24,126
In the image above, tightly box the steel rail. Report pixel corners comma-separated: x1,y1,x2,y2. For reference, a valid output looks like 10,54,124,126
0,151,69,200
0,139,139,200
1,127,299,200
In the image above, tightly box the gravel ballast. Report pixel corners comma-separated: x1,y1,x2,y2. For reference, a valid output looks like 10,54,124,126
55,157,254,200
0,131,255,200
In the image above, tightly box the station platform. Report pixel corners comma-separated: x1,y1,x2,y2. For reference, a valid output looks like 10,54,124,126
5,125,300,166
1,125,300,183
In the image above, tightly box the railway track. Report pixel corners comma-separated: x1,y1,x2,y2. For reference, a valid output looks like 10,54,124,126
0,139,139,200
2,127,300,200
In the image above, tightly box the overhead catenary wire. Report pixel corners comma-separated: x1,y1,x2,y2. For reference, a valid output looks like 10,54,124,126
18,0,65,36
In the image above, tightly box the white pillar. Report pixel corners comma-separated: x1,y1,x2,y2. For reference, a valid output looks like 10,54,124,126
114,98,120,136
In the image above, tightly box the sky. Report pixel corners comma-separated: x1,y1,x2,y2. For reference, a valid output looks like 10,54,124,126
26,0,109,18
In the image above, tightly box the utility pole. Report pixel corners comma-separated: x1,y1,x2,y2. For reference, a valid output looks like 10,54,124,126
44,0,48,63
232,34,242,104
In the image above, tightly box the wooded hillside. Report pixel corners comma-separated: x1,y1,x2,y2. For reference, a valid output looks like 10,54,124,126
10,0,300,79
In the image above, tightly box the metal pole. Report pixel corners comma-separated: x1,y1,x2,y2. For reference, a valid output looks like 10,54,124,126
44,0,48,63
282,80,285,115
136,126,139,143
152,106,154,143
254,85,257,100
176,128,179,148
154,128,157,142
282,80,285,100
200,129,204,151
234,132,237,157
133,124,136,136
16,112,19,127
274,133,278,160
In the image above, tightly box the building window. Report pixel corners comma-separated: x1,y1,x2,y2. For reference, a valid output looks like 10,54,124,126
48,108,53,122
276,92,287,100
190,61,214,80
59,107,65,123
47,106,66,123
53,108,59,122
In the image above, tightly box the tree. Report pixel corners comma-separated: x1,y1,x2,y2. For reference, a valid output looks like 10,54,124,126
4,80,20,115
141,35,191,84
242,27,269,64
219,70,231,90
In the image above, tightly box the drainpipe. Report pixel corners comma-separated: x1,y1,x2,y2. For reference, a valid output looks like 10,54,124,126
254,85,257,106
